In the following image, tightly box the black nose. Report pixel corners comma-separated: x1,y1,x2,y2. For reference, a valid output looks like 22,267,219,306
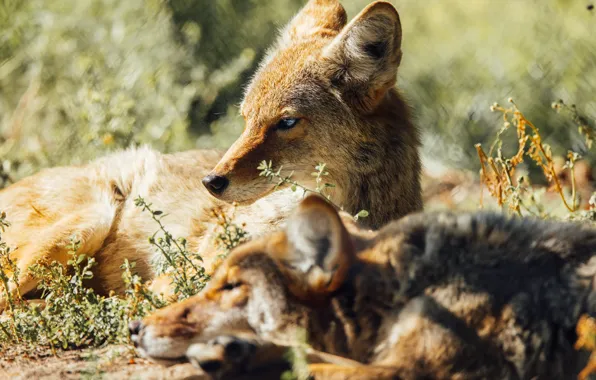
198,359,223,373
223,339,246,358
129,320,143,338
202,174,229,195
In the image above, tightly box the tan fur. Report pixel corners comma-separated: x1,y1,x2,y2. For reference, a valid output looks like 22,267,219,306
135,195,596,379
0,147,304,305
0,0,421,305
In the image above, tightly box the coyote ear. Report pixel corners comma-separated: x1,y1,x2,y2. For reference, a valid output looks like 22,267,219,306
282,195,355,295
322,1,403,112
278,0,347,47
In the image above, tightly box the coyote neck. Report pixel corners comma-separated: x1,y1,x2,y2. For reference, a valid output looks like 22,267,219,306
337,90,422,229
305,264,396,362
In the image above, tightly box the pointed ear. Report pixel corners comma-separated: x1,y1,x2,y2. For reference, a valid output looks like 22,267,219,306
282,195,355,296
322,1,403,112
278,0,347,48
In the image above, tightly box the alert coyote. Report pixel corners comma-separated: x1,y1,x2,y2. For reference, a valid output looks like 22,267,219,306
0,0,420,304
133,195,596,380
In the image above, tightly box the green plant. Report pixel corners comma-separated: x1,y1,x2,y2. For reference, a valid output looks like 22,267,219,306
120,259,166,317
258,161,369,221
0,222,162,351
26,238,130,348
0,211,21,340
0,240,118,350
210,204,249,258
134,196,209,300
0,192,253,353
280,329,310,380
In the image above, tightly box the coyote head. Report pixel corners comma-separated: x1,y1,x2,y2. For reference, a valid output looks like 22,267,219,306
202,0,411,205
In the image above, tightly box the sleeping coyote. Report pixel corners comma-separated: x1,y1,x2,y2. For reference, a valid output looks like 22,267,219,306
134,195,596,379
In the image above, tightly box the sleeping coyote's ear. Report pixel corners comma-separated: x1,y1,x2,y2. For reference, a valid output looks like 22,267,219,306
281,195,355,297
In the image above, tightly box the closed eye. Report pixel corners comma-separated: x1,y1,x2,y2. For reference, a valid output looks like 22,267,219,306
274,118,300,131
220,282,242,291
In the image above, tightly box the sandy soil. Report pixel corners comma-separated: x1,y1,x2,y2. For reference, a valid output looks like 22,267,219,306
0,344,290,380
0,345,207,380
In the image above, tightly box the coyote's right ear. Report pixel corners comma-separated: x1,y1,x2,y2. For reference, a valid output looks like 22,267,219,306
322,1,402,112
281,195,355,297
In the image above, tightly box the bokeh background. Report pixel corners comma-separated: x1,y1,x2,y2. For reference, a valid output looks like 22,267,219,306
1,0,595,188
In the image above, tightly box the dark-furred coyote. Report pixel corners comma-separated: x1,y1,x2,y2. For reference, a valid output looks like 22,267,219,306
134,195,596,379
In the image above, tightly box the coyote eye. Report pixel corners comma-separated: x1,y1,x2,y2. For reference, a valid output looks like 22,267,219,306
275,118,300,131
220,281,242,291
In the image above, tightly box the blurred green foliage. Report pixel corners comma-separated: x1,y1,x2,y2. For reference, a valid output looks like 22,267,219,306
0,0,594,187
392,0,596,169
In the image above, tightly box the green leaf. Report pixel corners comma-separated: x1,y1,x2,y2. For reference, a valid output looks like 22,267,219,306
356,210,369,218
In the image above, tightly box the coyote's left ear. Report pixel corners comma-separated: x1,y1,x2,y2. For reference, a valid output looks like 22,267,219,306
281,195,355,297
322,1,402,112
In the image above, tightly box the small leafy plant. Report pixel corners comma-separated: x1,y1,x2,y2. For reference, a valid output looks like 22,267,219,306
0,236,148,351
0,215,167,352
0,211,21,340
0,191,252,354
121,259,167,319
280,329,311,380
135,196,210,300
258,161,369,221
210,204,249,257
28,239,130,349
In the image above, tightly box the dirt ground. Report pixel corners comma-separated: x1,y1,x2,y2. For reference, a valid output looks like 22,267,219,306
0,344,291,379
0,345,209,380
